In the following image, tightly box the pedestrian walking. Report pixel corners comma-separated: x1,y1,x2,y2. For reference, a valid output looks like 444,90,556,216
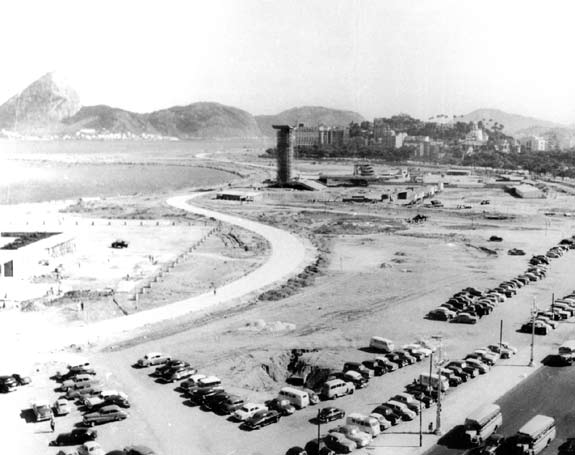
80,301,84,312
428,421,434,433
50,416,55,433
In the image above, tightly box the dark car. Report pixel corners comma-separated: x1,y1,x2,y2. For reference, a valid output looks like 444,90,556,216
188,386,226,405
443,364,470,382
213,394,244,415
11,373,31,385
385,352,408,367
202,391,231,411
404,390,433,408
111,240,129,249
426,309,453,321
265,398,296,416
521,321,549,335
243,409,281,430
317,407,345,424
559,438,575,455
286,447,307,455
90,395,131,410
323,433,356,454
50,428,98,446
0,375,18,393
405,382,439,399
123,446,157,455
153,360,189,377
371,405,401,425
305,439,336,455
362,359,386,376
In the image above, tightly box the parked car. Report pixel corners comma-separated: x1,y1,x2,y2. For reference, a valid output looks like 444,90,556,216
32,401,53,421
243,409,281,430
136,352,171,367
479,433,505,455
342,370,368,389
361,359,386,376
521,321,549,335
324,433,356,454
342,361,373,380
558,438,575,455
426,308,455,321
11,373,31,385
486,344,515,359
78,441,105,455
153,359,189,377
404,389,434,407
0,375,18,393
85,394,130,411
402,345,427,361
318,407,346,424
202,391,231,411
369,412,392,430
390,393,420,414
83,405,129,426
265,398,296,416
371,405,401,425
385,400,417,420
188,386,226,406
66,385,102,400
451,313,478,324
304,439,337,455
123,446,157,455
443,364,470,382
445,360,479,378
179,374,207,392
232,403,268,421
50,429,98,446
163,365,197,383
374,356,399,371
53,398,71,416
213,394,245,415
329,425,372,447
111,240,129,249
465,358,490,374
385,352,409,368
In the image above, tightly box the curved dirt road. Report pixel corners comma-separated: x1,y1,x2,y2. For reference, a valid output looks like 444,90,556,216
68,192,312,345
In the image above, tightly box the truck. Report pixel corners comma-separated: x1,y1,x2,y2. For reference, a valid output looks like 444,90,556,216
418,373,449,392
464,403,503,446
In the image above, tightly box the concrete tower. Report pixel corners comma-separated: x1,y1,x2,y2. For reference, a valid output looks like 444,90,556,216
273,125,294,186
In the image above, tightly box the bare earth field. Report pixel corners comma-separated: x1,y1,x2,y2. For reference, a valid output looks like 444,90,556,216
3,147,575,455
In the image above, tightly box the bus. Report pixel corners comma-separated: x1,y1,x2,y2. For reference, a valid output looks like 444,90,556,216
464,403,503,446
277,387,309,409
514,414,556,455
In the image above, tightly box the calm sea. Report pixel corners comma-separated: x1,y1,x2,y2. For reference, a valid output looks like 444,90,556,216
0,139,267,204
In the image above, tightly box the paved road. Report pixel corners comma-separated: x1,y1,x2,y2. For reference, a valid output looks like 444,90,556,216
425,363,575,455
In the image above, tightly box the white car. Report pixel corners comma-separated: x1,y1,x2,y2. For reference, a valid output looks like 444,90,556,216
136,352,171,367
500,342,518,355
474,349,500,364
414,340,436,353
403,343,432,357
53,398,71,416
330,424,372,447
369,412,392,430
465,358,490,374
487,344,515,359
78,441,105,455
232,403,268,421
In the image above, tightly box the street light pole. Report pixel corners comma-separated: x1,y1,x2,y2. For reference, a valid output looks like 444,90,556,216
529,298,536,367
432,336,444,435
317,409,321,451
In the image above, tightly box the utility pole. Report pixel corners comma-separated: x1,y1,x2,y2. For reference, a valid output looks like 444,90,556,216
419,396,423,446
499,320,503,349
529,298,537,367
317,409,321,451
432,336,444,435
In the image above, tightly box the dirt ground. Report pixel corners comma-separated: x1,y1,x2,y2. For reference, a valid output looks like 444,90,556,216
5,151,575,455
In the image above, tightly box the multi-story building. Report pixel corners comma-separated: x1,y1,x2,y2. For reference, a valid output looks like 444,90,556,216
294,124,347,147
520,136,546,152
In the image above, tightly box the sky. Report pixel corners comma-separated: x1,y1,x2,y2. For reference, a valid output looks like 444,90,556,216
2,0,575,123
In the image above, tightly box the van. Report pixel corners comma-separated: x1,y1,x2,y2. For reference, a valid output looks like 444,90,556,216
369,337,394,353
419,373,449,392
320,379,355,399
347,413,381,437
278,387,310,409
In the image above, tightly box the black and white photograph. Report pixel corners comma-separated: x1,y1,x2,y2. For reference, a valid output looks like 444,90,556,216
2,1,575,454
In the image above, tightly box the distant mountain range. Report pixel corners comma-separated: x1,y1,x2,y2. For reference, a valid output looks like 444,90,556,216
1,73,574,142
255,106,364,137
0,73,364,139
456,108,563,136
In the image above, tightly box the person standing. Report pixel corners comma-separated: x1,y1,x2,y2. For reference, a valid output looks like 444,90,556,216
50,415,55,433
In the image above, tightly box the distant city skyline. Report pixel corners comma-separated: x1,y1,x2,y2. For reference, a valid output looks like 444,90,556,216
2,0,575,123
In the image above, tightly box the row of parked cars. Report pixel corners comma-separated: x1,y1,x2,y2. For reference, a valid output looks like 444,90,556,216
521,292,575,335
44,360,157,455
287,340,520,455
0,373,31,393
426,237,575,325
135,351,292,431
